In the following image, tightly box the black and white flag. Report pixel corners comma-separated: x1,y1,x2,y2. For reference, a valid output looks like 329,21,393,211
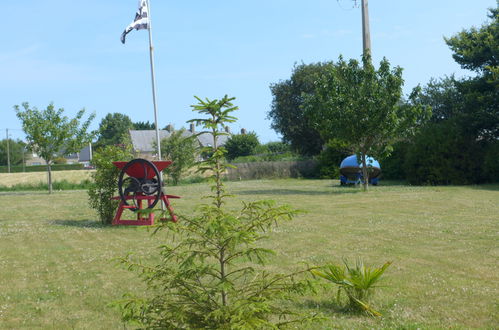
121,0,149,44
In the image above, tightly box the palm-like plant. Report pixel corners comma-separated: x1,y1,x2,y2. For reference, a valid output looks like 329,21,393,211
311,259,391,316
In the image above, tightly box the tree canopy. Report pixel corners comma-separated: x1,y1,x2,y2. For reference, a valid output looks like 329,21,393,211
14,102,95,193
159,129,198,185
445,6,498,74
133,121,156,130
0,139,26,166
268,62,329,156
303,56,430,190
96,113,134,148
225,132,260,161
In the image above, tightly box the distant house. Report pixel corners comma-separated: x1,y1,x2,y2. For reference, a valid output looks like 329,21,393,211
25,144,93,166
129,124,237,160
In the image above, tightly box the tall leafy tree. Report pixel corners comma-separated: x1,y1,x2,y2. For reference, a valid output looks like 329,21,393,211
268,62,330,156
304,56,430,190
0,139,26,166
95,113,134,148
444,4,499,141
14,102,95,193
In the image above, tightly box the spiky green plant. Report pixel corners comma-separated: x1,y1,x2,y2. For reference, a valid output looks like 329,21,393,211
311,259,391,316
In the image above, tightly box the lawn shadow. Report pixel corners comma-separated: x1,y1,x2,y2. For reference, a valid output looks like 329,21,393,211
50,219,107,228
237,188,363,196
298,298,355,316
470,184,499,191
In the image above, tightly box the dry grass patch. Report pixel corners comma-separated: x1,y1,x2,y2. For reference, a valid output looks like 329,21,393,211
0,170,94,187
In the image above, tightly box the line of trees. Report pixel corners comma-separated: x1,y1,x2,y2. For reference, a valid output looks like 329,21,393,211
268,4,498,185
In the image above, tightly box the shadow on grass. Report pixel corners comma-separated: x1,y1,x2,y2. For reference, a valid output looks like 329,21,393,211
299,299,359,316
470,184,499,191
237,188,363,196
50,219,107,228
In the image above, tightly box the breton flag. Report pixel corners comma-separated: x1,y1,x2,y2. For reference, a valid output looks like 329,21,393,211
121,0,149,44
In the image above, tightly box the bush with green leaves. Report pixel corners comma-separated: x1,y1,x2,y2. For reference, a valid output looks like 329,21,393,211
316,139,350,179
158,128,198,185
225,131,260,161
117,96,317,329
87,145,133,224
311,259,391,317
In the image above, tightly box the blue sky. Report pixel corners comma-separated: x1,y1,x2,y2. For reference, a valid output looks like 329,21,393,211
1,0,496,142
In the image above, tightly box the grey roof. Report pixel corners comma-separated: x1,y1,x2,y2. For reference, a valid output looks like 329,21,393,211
197,132,229,147
78,145,92,162
129,129,230,152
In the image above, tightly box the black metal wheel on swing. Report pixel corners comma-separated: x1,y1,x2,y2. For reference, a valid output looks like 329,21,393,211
118,158,162,212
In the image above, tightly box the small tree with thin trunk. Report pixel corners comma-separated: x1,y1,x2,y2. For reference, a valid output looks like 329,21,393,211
304,56,430,190
14,102,95,194
117,95,318,328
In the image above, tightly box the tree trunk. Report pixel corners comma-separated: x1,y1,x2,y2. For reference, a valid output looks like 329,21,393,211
47,161,53,194
361,153,369,192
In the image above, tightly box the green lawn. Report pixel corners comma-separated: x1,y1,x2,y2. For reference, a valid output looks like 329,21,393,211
0,180,498,328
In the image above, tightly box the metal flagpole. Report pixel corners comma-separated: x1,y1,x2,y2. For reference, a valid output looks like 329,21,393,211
146,0,165,210
146,0,161,161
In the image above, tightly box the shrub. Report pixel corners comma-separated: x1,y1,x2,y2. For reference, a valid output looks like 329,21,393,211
117,96,317,328
53,157,67,164
316,140,350,179
158,128,198,185
87,145,133,224
404,122,484,185
225,131,260,161
312,259,391,316
380,141,409,180
484,140,499,182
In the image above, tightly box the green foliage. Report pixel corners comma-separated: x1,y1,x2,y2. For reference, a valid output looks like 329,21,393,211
268,62,329,156
264,141,291,154
378,141,408,180
303,56,430,190
95,113,134,149
133,120,155,130
87,145,133,224
14,102,95,193
230,152,302,163
404,122,485,185
388,7,499,185
484,140,499,182
311,259,391,316
53,157,67,165
0,139,26,166
225,132,260,161
158,128,198,185
445,5,498,75
118,95,317,328
316,140,350,179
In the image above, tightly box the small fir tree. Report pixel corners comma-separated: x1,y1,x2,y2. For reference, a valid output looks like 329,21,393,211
117,95,317,328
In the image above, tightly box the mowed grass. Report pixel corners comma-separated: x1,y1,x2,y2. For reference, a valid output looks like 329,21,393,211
0,170,94,187
0,180,497,329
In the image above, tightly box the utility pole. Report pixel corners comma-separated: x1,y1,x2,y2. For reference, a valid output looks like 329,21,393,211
6,129,10,173
361,0,371,57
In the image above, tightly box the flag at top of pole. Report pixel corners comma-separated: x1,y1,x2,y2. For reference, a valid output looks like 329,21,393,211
121,0,149,44
120,0,163,164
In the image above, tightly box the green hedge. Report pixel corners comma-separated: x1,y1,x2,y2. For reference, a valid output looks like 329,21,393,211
0,163,84,173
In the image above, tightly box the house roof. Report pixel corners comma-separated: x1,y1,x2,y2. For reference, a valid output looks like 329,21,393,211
129,129,230,152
